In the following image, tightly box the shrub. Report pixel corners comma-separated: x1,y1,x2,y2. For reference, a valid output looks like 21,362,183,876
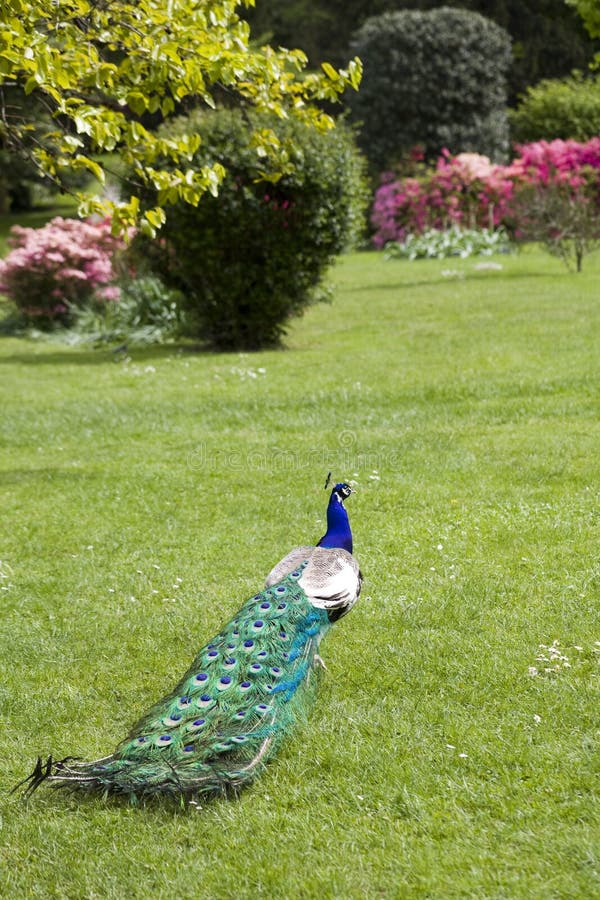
135,108,368,351
347,8,512,170
506,140,600,271
70,275,184,346
385,225,512,260
371,138,600,271
510,72,600,143
371,153,514,248
0,217,129,328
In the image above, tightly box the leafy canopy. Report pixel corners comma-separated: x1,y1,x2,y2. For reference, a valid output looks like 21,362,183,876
0,0,361,234
566,0,600,39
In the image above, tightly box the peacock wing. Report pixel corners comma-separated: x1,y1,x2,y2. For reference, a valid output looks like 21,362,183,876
265,545,315,587
298,547,362,620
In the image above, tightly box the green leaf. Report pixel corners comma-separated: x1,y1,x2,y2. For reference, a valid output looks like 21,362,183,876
126,92,147,116
321,62,340,82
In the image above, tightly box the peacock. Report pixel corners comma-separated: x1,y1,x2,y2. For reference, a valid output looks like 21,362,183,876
15,482,362,803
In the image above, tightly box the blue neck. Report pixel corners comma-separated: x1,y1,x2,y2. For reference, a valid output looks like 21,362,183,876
318,492,353,554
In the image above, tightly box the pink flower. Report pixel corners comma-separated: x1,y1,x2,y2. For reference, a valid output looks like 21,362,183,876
97,285,121,301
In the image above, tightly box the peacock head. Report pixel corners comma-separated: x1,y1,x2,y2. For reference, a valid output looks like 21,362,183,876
332,482,354,501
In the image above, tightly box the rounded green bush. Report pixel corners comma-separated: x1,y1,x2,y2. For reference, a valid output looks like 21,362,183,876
137,108,368,351
509,72,600,143
347,7,512,170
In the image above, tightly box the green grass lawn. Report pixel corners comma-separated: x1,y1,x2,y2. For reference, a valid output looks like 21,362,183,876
1,246,600,898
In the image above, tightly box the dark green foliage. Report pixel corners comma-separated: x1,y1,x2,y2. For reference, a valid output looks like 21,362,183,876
510,72,600,142
0,152,36,214
0,89,88,213
137,108,368,351
243,0,599,105
382,0,599,105
347,8,512,170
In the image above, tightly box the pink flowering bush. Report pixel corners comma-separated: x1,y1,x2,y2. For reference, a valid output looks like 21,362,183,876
372,139,600,268
0,216,129,327
505,139,600,271
507,138,600,182
371,151,514,248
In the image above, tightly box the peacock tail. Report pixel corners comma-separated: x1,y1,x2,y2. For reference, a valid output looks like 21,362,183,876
17,564,335,802
16,482,362,804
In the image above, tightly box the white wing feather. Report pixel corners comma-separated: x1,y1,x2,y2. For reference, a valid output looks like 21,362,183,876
266,546,362,617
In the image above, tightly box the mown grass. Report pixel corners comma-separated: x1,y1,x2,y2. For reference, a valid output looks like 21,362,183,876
1,246,600,898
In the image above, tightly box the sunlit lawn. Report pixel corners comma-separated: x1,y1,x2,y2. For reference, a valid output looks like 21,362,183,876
1,245,600,897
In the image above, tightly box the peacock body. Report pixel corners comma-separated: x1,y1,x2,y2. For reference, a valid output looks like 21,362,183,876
17,483,361,802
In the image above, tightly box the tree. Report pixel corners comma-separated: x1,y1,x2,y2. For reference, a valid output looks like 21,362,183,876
0,0,361,234
244,0,599,104
566,0,600,38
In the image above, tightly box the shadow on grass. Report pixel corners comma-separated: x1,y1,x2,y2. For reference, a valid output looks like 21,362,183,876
0,344,201,366
340,270,553,294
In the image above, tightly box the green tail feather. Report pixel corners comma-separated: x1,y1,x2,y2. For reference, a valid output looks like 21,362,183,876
16,566,332,802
